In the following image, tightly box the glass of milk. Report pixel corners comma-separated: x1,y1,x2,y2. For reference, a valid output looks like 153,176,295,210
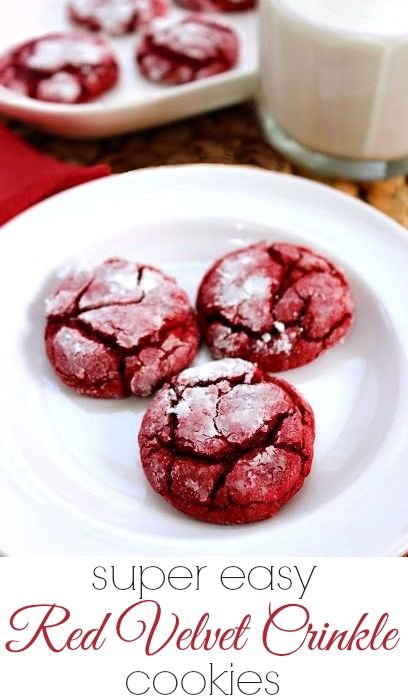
258,0,408,180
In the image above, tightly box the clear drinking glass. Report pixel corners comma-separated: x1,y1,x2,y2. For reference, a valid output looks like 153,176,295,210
258,0,408,180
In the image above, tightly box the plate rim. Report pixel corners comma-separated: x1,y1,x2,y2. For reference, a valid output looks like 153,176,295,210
3,162,408,244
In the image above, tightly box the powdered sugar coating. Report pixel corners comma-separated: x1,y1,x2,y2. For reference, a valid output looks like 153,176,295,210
45,268,94,317
154,21,222,61
137,17,239,86
69,0,167,36
37,71,82,102
50,326,122,398
45,258,199,398
227,445,302,506
26,36,108,70
197,242,354,372
139,358,315,524
0,33,118,103
178,357,255,385
78,258,145,309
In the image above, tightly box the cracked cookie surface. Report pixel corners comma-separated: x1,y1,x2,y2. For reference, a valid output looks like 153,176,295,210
68,0,167,36
45,258,200,398
139,358,315,524
0,32,119,103
136,17,239,86
197,242,354,372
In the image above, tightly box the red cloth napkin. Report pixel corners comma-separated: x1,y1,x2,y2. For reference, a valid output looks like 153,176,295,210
0,123,111,226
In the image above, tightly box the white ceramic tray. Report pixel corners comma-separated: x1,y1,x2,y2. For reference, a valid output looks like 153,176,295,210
0,0,257,137
0,165,407,556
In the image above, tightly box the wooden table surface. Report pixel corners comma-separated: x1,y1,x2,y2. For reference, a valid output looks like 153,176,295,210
13,101,408,229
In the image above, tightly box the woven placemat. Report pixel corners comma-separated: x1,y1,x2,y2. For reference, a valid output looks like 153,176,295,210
10,101,408,228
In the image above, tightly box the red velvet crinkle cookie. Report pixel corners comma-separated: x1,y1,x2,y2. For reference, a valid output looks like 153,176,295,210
136,17,239,85
174,0,257,13
197,242,354,372
68,0,167,36
0,32,118,103
45,258,200,398
139,358,314,524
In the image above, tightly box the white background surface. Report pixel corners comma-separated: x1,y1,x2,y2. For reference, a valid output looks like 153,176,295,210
0,0,257,136
0,557,406,694
0,165,407,556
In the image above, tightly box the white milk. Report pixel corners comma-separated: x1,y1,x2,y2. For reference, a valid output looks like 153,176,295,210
259,0,408,161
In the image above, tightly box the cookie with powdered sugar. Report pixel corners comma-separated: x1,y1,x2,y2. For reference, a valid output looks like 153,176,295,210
68,0,167,36
136,17,239,85
45,258,200,398
0,32,118,103
139,358,315,524
197,242,354,372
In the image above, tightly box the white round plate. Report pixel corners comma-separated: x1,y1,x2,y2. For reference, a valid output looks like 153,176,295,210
0,165,407,556
0,0,257,137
